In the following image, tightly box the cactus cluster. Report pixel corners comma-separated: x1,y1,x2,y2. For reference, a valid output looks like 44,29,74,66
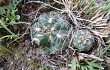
32,11,95,53
32,11,70,53
72,29,94,51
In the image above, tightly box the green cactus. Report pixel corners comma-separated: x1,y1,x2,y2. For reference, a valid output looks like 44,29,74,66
32,11,70,54
72,29,94,51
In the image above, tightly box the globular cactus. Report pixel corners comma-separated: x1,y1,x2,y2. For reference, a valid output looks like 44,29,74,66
32,11,70,53
72,29,94,51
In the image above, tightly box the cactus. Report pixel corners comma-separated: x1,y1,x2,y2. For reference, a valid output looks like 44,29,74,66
32,11,70,54
72,29,94,51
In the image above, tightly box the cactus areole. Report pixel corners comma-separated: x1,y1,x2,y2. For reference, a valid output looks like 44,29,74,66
32,11,70,53
72,29,94,51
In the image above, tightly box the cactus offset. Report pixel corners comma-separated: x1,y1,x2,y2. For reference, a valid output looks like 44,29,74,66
72,29,94,51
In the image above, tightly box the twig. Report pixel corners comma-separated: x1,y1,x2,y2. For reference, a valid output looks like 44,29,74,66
24,1,63,12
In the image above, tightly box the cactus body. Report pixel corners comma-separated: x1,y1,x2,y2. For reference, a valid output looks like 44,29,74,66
32,11,69,53
72,29,94,51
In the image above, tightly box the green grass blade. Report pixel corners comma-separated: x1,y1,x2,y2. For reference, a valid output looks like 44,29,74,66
0,20,16,35
100,45,110,57
87,66,94,70
0,35,18,41
71,57,78,70
87,62,100,68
